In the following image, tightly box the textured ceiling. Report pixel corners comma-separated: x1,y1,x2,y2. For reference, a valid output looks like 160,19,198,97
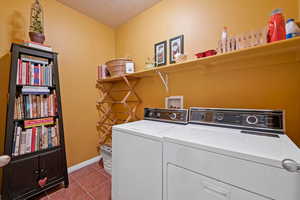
57,0,162,27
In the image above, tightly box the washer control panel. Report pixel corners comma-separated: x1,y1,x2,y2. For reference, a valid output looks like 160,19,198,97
189,107,284,133
144,108,188,124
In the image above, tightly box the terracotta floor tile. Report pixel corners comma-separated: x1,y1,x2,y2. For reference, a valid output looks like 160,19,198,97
71,192,94,200
90,184,109,200
68,174,78,184
70,165,96,179
77,171,109,193
89,162,103,171
48,181,86,200
99,169,111,179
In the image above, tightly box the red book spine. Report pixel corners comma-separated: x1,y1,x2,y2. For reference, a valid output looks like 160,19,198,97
41,66,44,86
19,60,22,85
54,91,57,115
31,127,36,152
48,96,51,116
26,62,30,85
38,65,41,86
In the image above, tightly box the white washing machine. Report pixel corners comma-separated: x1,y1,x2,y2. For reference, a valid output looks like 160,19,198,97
112,108,188,200
163,108,300,200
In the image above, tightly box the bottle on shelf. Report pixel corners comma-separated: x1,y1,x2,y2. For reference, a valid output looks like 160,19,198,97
286,18,300,39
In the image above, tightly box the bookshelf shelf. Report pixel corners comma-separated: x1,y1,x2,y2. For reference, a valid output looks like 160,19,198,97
2,44,69,200
11,145,61,160
16,85,56,89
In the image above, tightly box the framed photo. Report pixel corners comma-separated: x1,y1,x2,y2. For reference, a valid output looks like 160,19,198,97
169,35,184,64
125,62,135,74
154,41,167,66
165,96,184,109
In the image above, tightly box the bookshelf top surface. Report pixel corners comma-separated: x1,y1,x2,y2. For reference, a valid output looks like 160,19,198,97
11,43,58,55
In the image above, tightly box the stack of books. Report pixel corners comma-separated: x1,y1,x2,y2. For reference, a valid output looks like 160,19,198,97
23,41,53,52
16,58,53,86
12,121,60,157
14,92,57,120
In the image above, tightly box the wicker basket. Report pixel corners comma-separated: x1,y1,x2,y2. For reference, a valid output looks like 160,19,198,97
105,58,133,77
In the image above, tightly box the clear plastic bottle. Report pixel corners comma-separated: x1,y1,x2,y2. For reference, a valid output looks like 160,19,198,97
221,27,228,53
286,19,300,39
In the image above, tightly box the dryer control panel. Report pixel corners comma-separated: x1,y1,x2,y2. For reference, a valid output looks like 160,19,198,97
144,108,188,124
189,107,284,134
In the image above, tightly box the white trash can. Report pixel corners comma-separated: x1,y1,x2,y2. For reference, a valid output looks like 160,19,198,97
101,145,112,175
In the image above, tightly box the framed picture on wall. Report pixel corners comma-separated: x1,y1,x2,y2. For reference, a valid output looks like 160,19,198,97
169,35,184,64
165,96,184,109
154,41,167,66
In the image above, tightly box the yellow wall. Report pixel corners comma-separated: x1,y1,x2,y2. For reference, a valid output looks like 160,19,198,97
299,0,300,20
1,0,300,169
116,0,300,146
116,0,298,68
0,0,115,166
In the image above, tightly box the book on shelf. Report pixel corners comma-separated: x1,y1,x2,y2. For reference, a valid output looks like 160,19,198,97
22,41,53,52
22,86,50,95
12,121,60,157
16,59,53,86
21,54,49,65
24,117,54,129
14,92,57,120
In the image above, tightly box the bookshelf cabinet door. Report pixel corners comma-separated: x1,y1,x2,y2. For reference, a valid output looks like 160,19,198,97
7,158,39,199
39,148,63,184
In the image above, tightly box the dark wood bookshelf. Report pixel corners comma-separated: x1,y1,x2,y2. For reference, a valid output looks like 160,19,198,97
1,43,69,200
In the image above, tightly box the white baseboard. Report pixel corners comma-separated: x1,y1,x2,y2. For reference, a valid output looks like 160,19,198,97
68,155,102,174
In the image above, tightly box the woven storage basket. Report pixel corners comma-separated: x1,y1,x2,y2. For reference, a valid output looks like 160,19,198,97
105,58,133,77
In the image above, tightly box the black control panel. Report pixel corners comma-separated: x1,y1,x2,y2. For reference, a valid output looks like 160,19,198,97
144,108,188,124
189,108,284,133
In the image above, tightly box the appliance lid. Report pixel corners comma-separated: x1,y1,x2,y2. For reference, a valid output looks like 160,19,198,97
164,124,300,169
113,120,185,140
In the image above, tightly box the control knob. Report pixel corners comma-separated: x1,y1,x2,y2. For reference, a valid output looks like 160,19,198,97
148,112,154,117
216,113,224,121
246,115,258,125
169,113,177,120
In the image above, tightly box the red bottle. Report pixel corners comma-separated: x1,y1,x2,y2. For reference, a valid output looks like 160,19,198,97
267,9,286,43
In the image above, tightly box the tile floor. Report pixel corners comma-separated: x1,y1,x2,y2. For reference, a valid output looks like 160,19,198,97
36,161,111,200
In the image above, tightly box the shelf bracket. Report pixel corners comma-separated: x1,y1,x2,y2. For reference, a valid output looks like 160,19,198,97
156,71,169,93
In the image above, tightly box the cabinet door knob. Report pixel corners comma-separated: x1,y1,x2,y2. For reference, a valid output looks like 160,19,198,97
34,170,39,174
38,177,48,187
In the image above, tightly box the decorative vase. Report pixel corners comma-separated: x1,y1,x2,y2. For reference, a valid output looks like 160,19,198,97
29,32,45,44
29,0,45,44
